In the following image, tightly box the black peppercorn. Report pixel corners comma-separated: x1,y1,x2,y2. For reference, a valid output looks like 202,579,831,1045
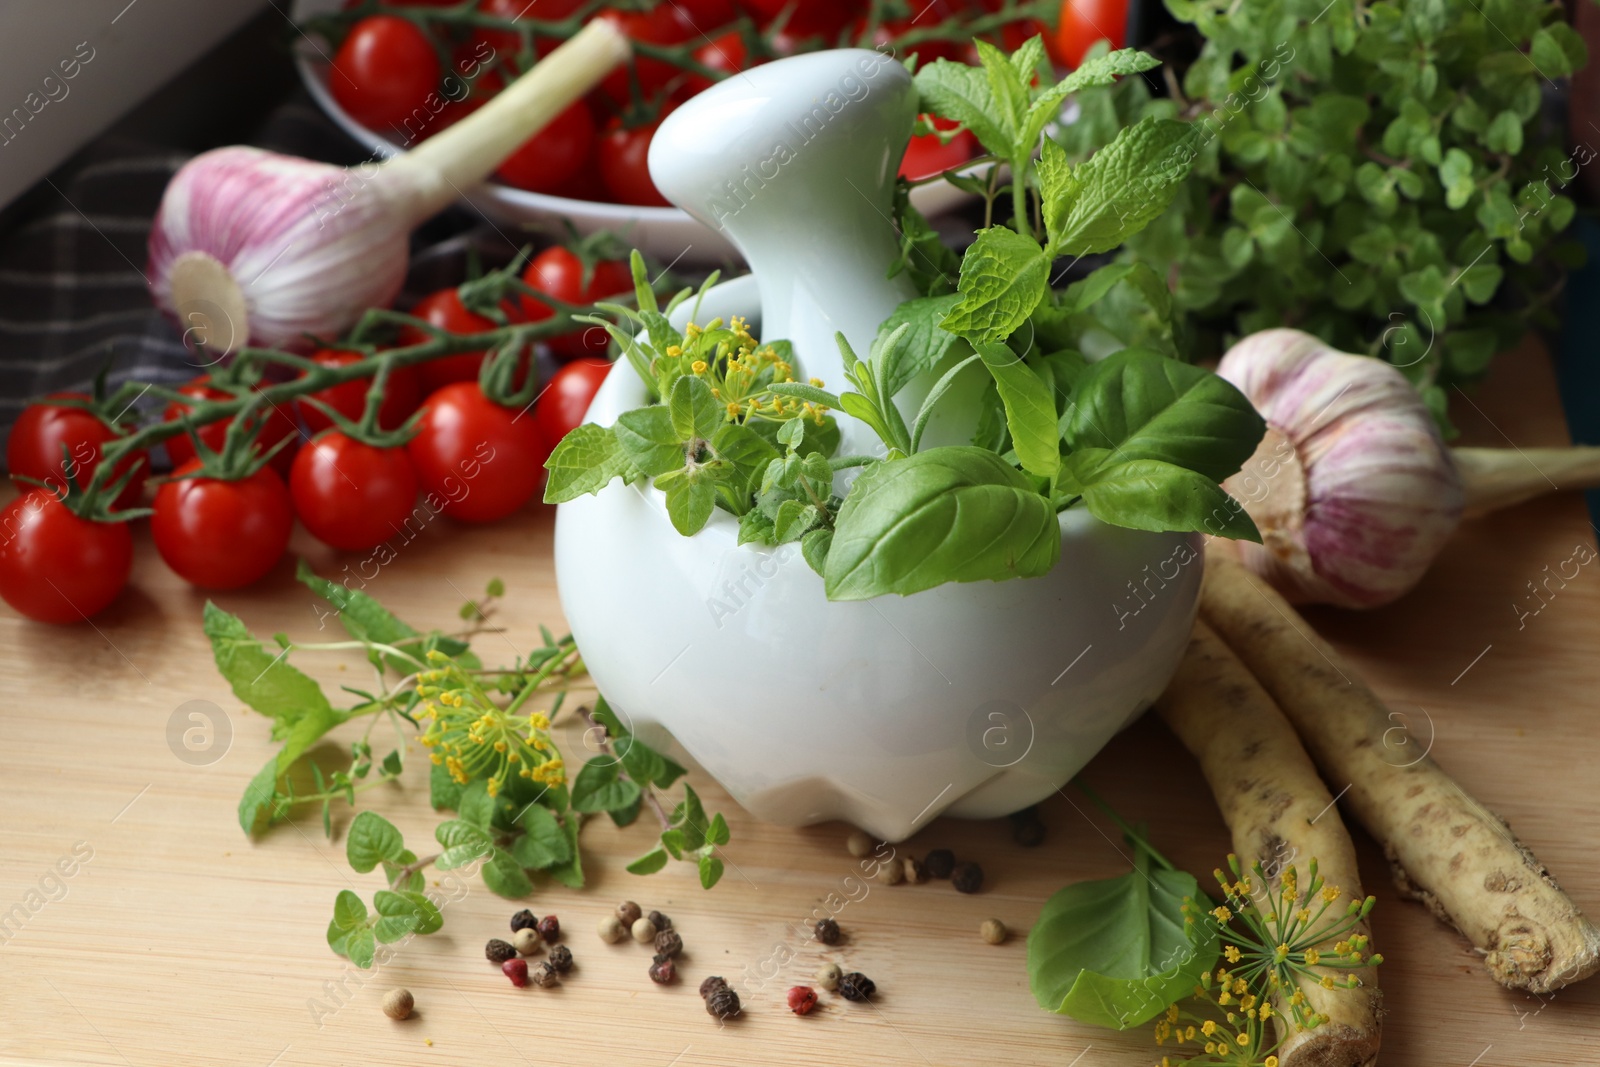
654,928,683,959
648,909,672,931
649,955,676,984
1009,806,1046,848
813,917,841,945
924,848,956,879
531,962,560,988
838,972,876,1002
537,914,561,943
706,984,741,1019
617,901,642,927
548,945,573,973
485,938,518,964
510,909,538,933
951,861,984,894
699,975,728,999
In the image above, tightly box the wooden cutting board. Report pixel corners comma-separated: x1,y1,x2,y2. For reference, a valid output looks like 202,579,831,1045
2,337,1596,1067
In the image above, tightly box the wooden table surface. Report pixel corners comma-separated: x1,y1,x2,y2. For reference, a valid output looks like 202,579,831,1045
2,338,1597,1067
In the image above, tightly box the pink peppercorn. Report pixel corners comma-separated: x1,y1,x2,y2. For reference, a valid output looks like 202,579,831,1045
502,958,530,987
787,985,819,1015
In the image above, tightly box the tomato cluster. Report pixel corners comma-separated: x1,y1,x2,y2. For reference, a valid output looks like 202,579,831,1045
0,248,619,623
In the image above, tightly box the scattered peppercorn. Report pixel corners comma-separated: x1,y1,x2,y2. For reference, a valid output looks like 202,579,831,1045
597,915,627,944
631,917,658,944
980,918,1008,944
502,958,530,987
1009,806,1046,848
511,929,543,956
548,945,574,973
951,861,984,894
649,955,677,984
485,938,518,964
510,909,538,933
617,901,642,928
648,909,672,931
381,988,414,1020
924,848,956,879
699,975,728,999
814,917,841,945
845,830,874,857
902,856,926,884
537,915,561,943
876,857,904,885
787,985,819,1015
706,984,742,1019
531,962,560,988
838,972,876,1002
654,928,684,959
815,963,842,992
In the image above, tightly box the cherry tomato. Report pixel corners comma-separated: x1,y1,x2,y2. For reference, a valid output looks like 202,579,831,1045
0,489,132,624
869,0,967,67
296,349,423,435
534,358,613,455
899,116,980,181
735,0,853,35
6,393,148,509
677,0,737,31
329,16,442,133
401,289,506,393
598,118,671,208
496,99,596,194
683,31,749,95
163,379,299,476
597,6,697,103
1050,0,1127,69
290,431,419,551
518,247,634,360
151,460,293,590
407,383,545,524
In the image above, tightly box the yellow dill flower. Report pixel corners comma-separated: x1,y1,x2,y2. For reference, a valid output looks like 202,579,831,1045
1201,1020,1216,1036
1260,1001,1273,1019
1212,905,1233,923
1232,979,1247,995
528,712,550,730
1322,885,1341,903
1236,1033,1250,1047
1321,975,1336,989
666,344,683,357
1274,943,1290,962
1266,1058,1279,1067
692,360,708,374
1224,945,1241,963
1304,949,1321,966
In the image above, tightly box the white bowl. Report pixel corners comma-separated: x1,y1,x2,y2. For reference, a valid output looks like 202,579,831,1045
290,0,976,266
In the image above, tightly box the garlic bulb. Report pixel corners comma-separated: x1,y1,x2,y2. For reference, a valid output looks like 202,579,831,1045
1217,329,1463,609
146,20,628,354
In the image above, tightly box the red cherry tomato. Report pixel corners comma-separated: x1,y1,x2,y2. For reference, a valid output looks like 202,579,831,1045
406,383,545,524
683,31,749,95
869,0,967,67
598,118,671,208
899,116,980,181
534,358,613,455
677,0,737,31
597,6,697,103
735,0,853,35
6,393,148,508
1050,0,1127,69
0,489,132,624
401,290,504,393
496,99,596,194
151,459,293,590
290,431,419,551
329,16,442,133
162,378,300,476
296,349,422,434
518,247,634,360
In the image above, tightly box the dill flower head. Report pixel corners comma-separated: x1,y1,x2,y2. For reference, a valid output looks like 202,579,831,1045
416,653,563,796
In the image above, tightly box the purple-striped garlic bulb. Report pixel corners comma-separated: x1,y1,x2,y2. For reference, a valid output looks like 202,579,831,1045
1216,329,1464,609
146,20,628,354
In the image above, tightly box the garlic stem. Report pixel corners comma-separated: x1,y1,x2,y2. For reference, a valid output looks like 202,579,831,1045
377,19,630,223
1453,446,1600,513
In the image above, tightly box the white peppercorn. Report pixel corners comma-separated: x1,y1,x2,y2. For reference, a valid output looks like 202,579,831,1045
980,918,1008,944
631,916,658,943
597,914,627,944
512,928,543,956
846,830,874,857
381,988,414,1020
815,962,842,991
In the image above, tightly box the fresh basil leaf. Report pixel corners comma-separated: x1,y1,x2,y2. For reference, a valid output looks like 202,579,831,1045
670,373,722,441
825,447,1061,600
1063,348,1264,483
627,849,670,875
543,423,636,503
570,757,643,814
974,342,1060,479
1078,458,1260,542
1042,118,1198,258
615,406,684,476
942,227,1051,344
511,803,573,869
346,811,407,874
876,294,963,396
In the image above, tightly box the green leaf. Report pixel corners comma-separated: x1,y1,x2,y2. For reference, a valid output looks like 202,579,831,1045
543,423,636,503
670,374,723,441
825,446,1061,600
383,850,425,894
615,406,684,476
801,527,833,576
974,343,1059,479
205,602,343,726
1439,148,1475,210
371,890,423,942
570,757,643,814
456,778,495,830
382,889,443,936
346,811,407,874
768,381,844,409
1062,349,1264,485
914,58,1010,159
1042,118,1198,258
327,890,375,967
662,473,717,536
942,227,1051,344
617,734,687,790
704,812,731,847
1077,458,1260,542
875,294,964,396
673,783,710,851
480,848,534,898
1022,49,1161,156
430,760,464,812
1027,851,1216,1028
293,562,422,674
434,819,494,870
660,828,687,860
1483,110,1523,155
699,853,726,890
511,803,573,869
546,816,585,889
627,849,670,876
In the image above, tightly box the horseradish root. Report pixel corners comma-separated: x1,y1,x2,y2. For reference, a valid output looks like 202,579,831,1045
1158,621,1381,1067
1200,552,1600,994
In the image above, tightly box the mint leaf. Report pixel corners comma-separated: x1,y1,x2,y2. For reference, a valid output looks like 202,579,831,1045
1043,118,1198,258
570,757,643,814
627,849,670,875
825,447,1061,600
1022,49,1160,154
544,423,636,503
1076,458,1260,542
346,811,407,874
976,38,1028,148
204,602,340,728
294,561,421,674
974,342,1060,479
942,228,1051,344
913,58,1009,158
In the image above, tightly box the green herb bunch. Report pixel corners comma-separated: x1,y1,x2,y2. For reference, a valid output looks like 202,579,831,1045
546,38,1268,601
1059,0,1587,426
205,565,732,969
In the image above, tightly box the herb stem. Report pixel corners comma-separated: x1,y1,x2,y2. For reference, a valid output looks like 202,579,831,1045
1071,776,1177,872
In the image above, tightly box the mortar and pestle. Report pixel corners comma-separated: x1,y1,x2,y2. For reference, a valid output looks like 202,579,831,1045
553,49,1202,841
